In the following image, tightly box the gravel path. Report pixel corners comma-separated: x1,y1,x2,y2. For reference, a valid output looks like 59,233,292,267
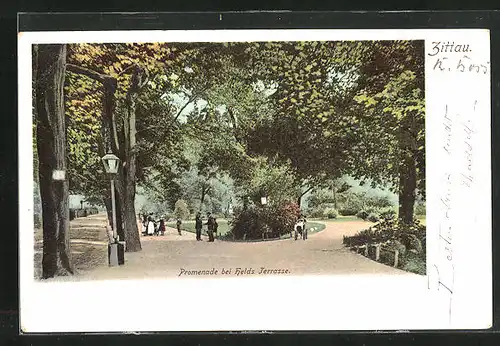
41,214,408,281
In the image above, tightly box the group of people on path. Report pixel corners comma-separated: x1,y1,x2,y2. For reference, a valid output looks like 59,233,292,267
195,212,218,242
140,213,183,237
293,215,308,240
138,211,305,241
139,211,218,241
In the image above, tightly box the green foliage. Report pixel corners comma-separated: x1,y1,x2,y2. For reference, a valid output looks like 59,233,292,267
379,207,397,220
414,201,426,216
349,41,425,199
309,206,326,218
267,202,302,236
324,208,339,219
237,159,298,209
401,252,426,275
229,201,300,240
343,218,425,248
356,210,369,220
338,208,358,216
55,40,424,236
343,218,426,275
173,199,190,220
228,206,262,240
367,213,380,223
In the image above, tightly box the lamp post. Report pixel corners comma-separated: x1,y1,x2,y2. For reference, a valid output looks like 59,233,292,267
102,153,122,266
261,195,269,240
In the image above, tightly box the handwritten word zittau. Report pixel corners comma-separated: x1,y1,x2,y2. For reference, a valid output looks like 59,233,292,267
428,41,471,56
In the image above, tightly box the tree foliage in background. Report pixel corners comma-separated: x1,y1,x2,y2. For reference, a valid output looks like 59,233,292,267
173,199,190,220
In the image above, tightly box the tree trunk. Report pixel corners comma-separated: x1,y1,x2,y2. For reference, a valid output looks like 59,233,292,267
200,186,207,211
398,152,417,224
123,167,140,251
35,44,73,278
297,186,313,209
119,66,145,252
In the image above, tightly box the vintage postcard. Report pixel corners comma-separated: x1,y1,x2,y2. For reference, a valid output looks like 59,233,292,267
18,27,491,332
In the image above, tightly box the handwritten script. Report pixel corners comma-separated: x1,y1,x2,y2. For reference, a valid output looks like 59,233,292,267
431,99,478,322
429,41,490,75
427,36,485,324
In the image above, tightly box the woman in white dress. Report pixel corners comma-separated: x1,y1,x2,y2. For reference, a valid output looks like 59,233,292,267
146,216,155,236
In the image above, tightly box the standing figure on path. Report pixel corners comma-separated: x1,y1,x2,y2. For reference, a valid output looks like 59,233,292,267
158,218,166,236
142,213,148,235
195,212,203,241
294,218,305,241
146,216,155,236
205,212,215,242
301,215,308,240
213,217,219,239
176,218,182,235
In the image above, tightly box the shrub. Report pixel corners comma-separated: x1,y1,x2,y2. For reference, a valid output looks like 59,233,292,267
356,210,369,220
337,192,365,215
173,199,190,220
367,213,379,223
229,206,262,240
402,252,426,275
379,208,396,220
343,218,426,274
338,208,358,216
414,202,426,216
368,195,393,209
268,202,301,237
324,208,338,219
309,206,326,218
229,202,300,240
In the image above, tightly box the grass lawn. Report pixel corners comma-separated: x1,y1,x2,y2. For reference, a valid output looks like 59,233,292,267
308,215,358,222
166,220,232,236
305,221,326,234
168,220,327,240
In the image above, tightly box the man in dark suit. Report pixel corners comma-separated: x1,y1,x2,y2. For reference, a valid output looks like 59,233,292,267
195,212,203,241
205,212,215,242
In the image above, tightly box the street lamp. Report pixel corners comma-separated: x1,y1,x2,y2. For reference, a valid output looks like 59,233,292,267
102,153,122,267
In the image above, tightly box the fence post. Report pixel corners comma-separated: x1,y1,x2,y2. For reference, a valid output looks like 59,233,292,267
394,250,399,267
375,244,380,261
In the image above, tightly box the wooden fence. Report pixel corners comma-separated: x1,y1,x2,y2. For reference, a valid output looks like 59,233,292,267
351,241,400,268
